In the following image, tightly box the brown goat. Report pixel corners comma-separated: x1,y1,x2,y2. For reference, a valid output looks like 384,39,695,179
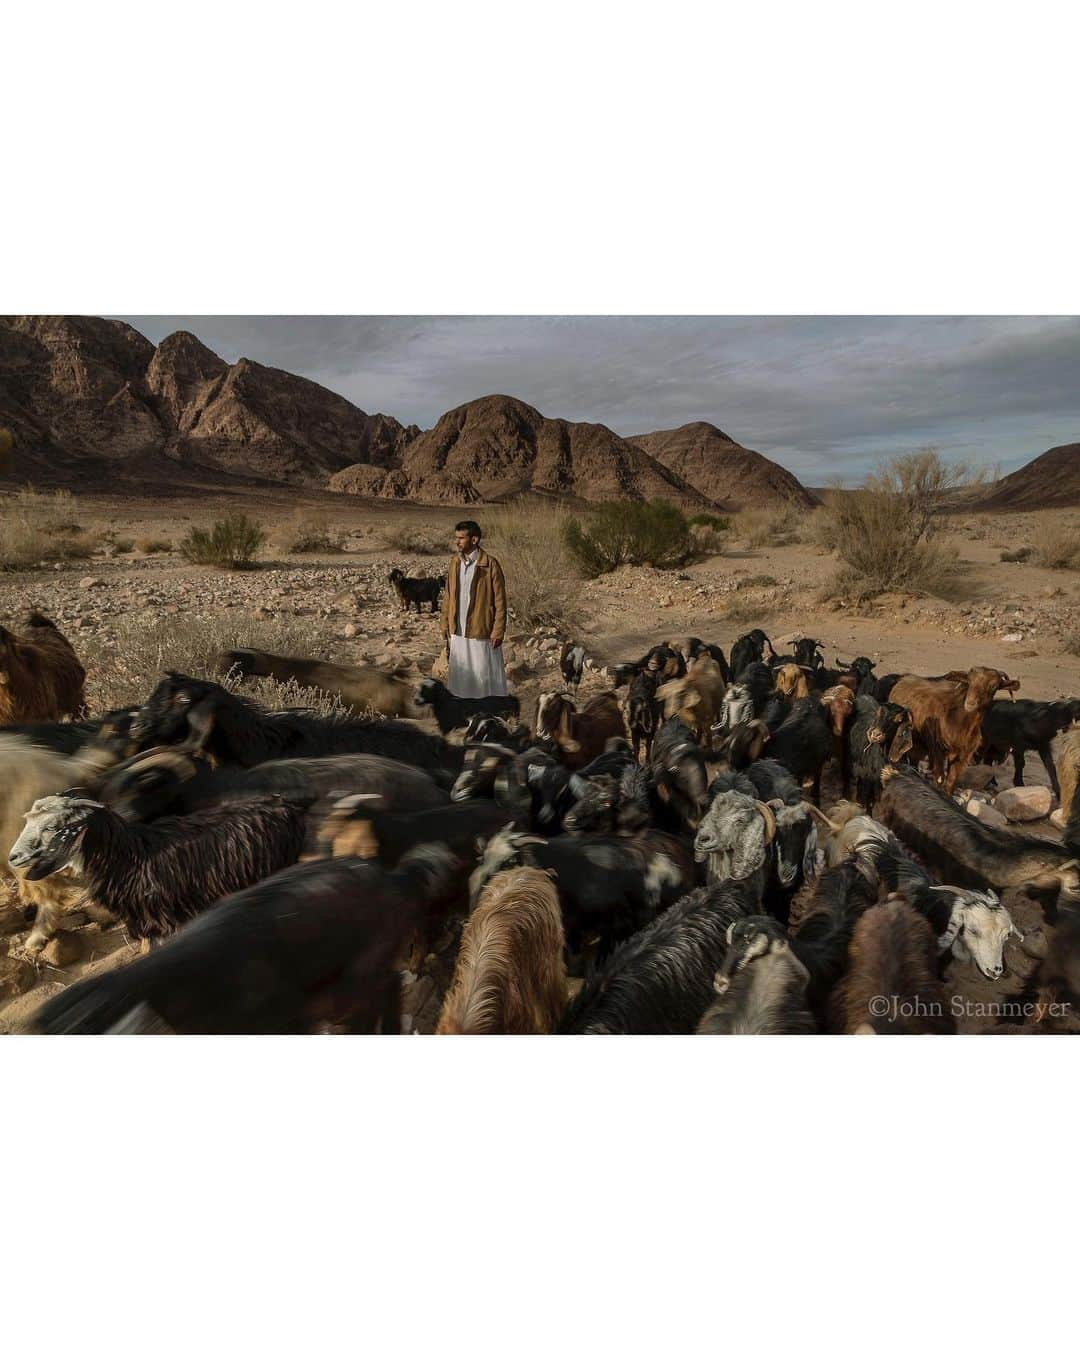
820,684,857,795
0,612,86,724
774,663,811,700
216,648,414,718
830,899,956,1034
534,691,626,769
437,867,568,1034
1058,727,1080,822
891,667,1019,792
656,656,726,747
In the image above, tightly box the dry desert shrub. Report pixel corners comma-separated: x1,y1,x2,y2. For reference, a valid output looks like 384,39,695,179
736,504,806,548
381,524,445,555
135,536,172,554
485,500,580,630
1063,632,1080,657
79,611,337,714
690,522,728,557
719,595,774,626
179,513,266,569
0,487,95,569
1035,521,1080,570
271,509,347,554
562,500,692,577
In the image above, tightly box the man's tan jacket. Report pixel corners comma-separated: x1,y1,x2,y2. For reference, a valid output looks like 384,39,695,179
441,548,507,643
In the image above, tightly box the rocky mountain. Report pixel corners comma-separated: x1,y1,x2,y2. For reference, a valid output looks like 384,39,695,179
329,395,711,506
2,317,816,509
626,421,818,511
973,441,1080,511
0,316,416,485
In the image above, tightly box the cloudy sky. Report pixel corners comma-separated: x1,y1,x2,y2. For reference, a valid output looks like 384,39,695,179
117,316,1080,483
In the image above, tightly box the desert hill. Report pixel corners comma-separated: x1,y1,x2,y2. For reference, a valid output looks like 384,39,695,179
0,316,416,486
329,394,711,506
973,441,1080,511
627,421,818,511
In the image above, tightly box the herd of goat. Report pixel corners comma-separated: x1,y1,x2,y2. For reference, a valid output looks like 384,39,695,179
1,608,1079,1034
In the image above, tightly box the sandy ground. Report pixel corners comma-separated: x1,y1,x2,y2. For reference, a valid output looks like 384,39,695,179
1,491,1078,1032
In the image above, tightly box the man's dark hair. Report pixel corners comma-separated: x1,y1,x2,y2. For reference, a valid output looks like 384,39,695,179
455,520,482,539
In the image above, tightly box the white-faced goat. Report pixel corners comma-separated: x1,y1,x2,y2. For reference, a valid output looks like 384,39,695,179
696,916,816,1034
9,792,307,940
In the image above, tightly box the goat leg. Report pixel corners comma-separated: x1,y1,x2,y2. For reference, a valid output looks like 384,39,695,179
1038,746,1061,799
1012,748,1026,788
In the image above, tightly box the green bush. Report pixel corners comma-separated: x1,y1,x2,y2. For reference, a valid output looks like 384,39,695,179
179,513,266,569
688,512,731,530
563,499,692,577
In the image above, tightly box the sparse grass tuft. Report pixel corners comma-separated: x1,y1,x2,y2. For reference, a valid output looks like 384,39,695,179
135,536,172,554
272,509,347,554
736,504,806,548
1063,632,1080,657
1035,522,1080,570
1000,547,1033,563
179,513,266,569
0,488,95,569
484,501,579,631
738,573,778,588
78,611,335,714
382,524,445,555
688,512,731,531
718,595,774,626
689,522,728,557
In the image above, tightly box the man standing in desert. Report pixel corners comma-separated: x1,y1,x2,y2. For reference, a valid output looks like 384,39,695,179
441,520,509,698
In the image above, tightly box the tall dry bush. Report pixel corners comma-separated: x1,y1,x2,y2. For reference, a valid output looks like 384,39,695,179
816,450,975,596
0,487,95,569
179,513,266,569
484,500,580,631
1035,520,1080,570
271,509,346,554
736,503,807,548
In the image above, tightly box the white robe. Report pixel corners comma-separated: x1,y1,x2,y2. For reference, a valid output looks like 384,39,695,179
448,550,508,698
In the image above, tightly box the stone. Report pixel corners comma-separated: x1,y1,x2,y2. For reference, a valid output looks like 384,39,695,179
343,623,359,638
506,661,533,685
994,785,1053,822
0,953,36,1000
955,764,1000,791
79,576,104,589
1000,632,1024,643
966,797,1008,829
1050,807,1066,830
40,931,83,968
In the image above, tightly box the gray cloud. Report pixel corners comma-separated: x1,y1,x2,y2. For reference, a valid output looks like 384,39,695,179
115,315,1080,482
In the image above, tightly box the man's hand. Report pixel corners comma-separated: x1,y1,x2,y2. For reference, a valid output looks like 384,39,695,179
492,636,503,649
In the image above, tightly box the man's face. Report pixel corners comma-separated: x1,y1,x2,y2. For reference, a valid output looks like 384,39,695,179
454,530,478,556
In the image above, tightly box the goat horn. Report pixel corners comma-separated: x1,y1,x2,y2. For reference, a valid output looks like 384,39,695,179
806,803,841,833
753,798,777,844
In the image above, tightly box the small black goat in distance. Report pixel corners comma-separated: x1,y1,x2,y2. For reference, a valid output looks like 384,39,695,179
389,568,445,614
560,641,587,693
415,677,520,735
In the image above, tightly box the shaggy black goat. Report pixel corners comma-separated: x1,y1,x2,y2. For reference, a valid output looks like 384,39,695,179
94,748,448,822
471,825,694,959
33,846,459,1034
612,644,686,689
462,713,533,751
979,698,1080,795
313,796,516,868
9,793,307,939
649,717,708,832
626,668,661,762
729,629,775,681
697,916,816,1034
560,879,757,1033
685,637,731,683
847,696,916,813
878,765,1080,911
130,674,462,777
762,696,834,802
415,677,520,735
835,656,878,696
788,859,878,1028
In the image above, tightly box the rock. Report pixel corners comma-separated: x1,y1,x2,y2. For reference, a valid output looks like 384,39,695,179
0,904,28,937
40,930,84,967
79,575,104,589
539,638,559,652
955,764,999,791
994,785,1053,822
1050,807,1066,830
506,661,533,685
966,797,1008,829
343,622,359,638
1000,632,1024,643
0,953,36,1000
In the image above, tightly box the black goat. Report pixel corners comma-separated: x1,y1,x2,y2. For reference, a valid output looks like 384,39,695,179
314,797,515,869
685,637,731,683
729,629,775,681
415,677,520,735
94,748,448,822
560,880,757,1033
471,825,694,959
33,846,458,1034
835,656,878,696
878,765,1080,911
649,716,708,832
461,713,533,751
626,668,661,761
789,859,878,1028
846,696,915,813
8,793,307,940
979,698,1080,795
612,643,686,689
762,696,834,803
697,915,816,1034
560,641,587,693
389,568,445,614
130,674,461,776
